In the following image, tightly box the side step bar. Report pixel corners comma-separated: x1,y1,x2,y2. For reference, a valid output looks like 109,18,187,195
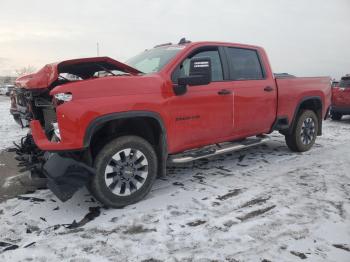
168,135,270,164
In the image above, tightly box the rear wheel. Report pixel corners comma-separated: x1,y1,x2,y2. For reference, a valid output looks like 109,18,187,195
90,136,158,208
285,110,318,152
330,111,342,121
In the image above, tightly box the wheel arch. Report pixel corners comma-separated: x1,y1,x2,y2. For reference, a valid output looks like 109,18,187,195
83,111,168,176
289,96,323,136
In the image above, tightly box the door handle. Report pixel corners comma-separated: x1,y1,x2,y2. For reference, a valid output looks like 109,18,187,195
264,86,274,92
218,89,232,95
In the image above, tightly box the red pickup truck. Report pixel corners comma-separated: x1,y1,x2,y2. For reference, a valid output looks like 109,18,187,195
13,40,331,207
330,75,350,120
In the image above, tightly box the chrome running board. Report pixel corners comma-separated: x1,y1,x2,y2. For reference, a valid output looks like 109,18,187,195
168,135,270,164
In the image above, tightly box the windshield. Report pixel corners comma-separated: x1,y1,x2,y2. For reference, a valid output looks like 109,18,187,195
126,46,183,74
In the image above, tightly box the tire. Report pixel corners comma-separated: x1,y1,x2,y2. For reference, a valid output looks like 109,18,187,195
285,110,319,152
330,111,342,121
90,135,158,208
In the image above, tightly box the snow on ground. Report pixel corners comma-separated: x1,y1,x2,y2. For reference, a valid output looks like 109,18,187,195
0,98,350,262
0,96,27,151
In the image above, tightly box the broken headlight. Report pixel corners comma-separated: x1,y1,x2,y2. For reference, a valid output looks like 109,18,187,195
54,93,72,103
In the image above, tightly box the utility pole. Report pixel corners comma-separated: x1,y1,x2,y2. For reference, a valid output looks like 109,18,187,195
96,42,100,56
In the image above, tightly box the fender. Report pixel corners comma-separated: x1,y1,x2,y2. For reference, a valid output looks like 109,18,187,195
83,111,168,176
289,96,323,135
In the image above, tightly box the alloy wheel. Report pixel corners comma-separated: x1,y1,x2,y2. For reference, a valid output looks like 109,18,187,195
104,148,148,196
300,117,316,145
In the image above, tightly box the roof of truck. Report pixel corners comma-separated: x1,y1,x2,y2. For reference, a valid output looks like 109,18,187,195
153,40,263,50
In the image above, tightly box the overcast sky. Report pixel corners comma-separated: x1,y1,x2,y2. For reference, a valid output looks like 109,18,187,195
0,0,349,79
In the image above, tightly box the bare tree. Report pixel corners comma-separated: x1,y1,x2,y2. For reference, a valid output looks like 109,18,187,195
15,65,36,77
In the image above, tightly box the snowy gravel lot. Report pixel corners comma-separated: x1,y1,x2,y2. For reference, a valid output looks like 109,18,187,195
0,96,27,150
0,96,350,261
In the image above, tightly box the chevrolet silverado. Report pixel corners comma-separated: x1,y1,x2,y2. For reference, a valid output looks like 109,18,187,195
11,39,331,207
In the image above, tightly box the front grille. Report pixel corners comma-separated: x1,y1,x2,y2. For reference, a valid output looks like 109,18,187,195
13,88,57,138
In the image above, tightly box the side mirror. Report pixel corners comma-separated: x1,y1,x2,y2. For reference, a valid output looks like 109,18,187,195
174,57,212,95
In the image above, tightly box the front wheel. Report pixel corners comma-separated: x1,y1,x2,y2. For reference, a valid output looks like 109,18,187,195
285,110,319,152
90,136,158,208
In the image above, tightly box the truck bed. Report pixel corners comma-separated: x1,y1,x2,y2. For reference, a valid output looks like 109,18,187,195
276,76,331,121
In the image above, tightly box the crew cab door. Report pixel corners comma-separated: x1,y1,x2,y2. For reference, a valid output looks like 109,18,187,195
168,47,233,152
224,47,277,136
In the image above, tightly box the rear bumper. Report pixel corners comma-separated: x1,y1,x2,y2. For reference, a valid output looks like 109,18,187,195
30,120,83,151
331,106,350,115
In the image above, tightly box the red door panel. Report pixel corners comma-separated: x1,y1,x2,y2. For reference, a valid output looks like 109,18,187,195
230,80,277,136
168,82,233,152
223,47,277,137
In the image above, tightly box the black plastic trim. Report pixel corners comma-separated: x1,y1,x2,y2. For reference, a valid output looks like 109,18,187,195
84,111,165,147
271,116,290,131
218,46,230,81
83,111,168,177
288,96,323,136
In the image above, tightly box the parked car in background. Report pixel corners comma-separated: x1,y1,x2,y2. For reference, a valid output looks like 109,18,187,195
274,73,296,78
331,75,350,120
0,85,8,95
0,84,15,96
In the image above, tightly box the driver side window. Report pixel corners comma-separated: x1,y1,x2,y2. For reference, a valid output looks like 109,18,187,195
172,49,223,83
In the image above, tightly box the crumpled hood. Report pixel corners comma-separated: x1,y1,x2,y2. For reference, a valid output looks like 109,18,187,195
15,57,142,89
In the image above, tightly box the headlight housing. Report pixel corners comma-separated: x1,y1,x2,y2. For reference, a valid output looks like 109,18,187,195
54,93,72,102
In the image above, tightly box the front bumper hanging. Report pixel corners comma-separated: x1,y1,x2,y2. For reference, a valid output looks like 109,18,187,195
43,153,95,202
12,133,95,202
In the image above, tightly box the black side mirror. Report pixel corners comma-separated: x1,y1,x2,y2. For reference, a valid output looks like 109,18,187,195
174,57,212,95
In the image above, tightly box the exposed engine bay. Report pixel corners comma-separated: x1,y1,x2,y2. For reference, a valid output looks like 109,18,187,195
9,57,142,201
10,85,93,201
13,88,56,133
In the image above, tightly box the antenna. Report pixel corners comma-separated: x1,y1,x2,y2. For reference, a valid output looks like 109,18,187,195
96,42,100,56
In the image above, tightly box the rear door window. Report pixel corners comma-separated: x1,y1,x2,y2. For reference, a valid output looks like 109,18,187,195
226,47,264,80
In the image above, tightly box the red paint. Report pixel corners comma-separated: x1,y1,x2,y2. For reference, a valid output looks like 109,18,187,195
17,41,331,153
332,76,350,109
15,57,140,89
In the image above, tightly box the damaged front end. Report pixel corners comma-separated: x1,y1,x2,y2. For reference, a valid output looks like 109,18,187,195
11,57,140,201
11,134,95,201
